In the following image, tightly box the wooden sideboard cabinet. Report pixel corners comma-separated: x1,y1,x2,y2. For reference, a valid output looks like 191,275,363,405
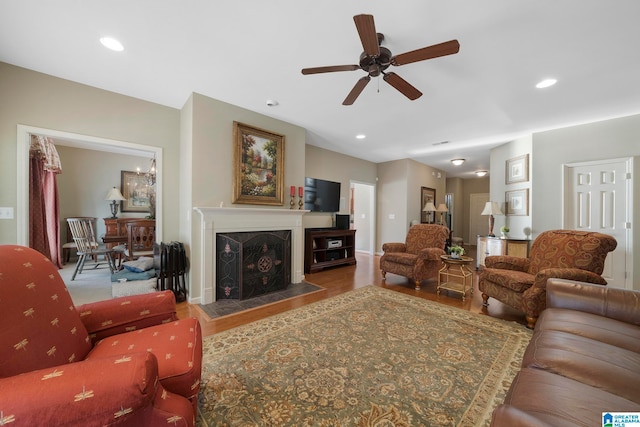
103,217,154,248
305,228,356,274
476,235,530,269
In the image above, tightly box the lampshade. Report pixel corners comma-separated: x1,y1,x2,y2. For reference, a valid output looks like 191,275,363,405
481,201,502,216
436,203,448,212
105,187,126,201
422,202,437,212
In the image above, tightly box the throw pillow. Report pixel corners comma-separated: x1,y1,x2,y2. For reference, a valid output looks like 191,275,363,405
123,256,154,273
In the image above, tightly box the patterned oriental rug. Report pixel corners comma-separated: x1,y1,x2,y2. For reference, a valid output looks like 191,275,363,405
197,286,532,426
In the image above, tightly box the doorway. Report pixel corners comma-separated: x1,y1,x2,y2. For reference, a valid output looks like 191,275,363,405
16,125,163,246
469,193,490,244
564,157,633,289
351,181,376,254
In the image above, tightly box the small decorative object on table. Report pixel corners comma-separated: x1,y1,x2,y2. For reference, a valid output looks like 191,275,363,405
500,226,509,238
448,245,465,259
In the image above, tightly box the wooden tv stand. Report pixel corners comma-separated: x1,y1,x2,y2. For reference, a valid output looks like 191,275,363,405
304,228,356,274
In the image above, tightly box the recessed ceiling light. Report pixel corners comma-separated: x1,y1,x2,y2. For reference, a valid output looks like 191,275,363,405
536,78,557,89
100,37,124,52
451,159,465,166
475,170,488,177
356,134,366,139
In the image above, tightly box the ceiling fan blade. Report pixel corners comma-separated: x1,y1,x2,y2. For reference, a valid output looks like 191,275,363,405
383,72,422,100
301,65,360,75
390,40,460,66
343,76,371,105
353,14,380,57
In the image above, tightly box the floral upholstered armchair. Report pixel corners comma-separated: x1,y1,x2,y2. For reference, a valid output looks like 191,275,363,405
0,245,202,426
381,224,449,290
479,230,617,328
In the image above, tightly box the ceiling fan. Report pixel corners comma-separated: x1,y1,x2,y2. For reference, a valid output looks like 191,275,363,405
301,14,460,105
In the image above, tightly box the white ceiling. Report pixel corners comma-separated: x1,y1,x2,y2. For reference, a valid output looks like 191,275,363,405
2,1,640,178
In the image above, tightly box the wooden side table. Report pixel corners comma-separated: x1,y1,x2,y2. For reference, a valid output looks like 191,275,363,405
437,255,474,300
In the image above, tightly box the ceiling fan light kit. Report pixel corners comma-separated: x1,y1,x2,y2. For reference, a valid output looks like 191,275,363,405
301,14,460,105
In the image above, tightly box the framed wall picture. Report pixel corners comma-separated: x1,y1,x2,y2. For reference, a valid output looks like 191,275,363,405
506,154,529,184
232,121,285,206
420,187,436,223
121,170,152,212
506,188,529,216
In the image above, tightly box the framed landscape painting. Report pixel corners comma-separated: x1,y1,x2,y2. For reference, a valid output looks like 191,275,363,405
121,170,151,212
232,121,285,205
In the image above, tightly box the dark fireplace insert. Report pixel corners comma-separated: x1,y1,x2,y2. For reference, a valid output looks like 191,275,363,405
216,230,291,300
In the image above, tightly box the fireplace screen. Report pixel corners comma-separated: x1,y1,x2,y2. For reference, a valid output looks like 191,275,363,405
216,230,291,300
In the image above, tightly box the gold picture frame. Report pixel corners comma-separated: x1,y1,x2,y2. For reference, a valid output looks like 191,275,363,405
121,170,152,212
506,154,529,184
506,188,529,216
232,121,285,205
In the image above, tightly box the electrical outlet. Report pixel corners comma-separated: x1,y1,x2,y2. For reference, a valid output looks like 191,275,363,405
0,207,14,219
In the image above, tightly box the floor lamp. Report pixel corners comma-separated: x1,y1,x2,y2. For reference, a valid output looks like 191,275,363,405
480,201,503,237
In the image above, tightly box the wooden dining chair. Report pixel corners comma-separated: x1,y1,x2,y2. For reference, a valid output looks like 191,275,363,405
66,217,116,280
125,219,156,261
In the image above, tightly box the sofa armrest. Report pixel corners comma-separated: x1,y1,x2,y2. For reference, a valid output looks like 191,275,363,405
417,247,446,261
78,290,178,343
382,242,406,253
0,352,159,426
491,405,555,427
546,278,640,326
485,255,530,271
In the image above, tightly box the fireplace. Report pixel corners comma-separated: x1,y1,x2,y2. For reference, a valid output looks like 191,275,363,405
193,207,307,304
216,230,291,300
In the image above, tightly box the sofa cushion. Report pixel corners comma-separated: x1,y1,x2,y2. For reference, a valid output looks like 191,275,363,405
481,268,534,293
522,328,640,403
503,368,640,427
87,317,202,402
536,307,640,353
0,246,92,377
381,252,418,266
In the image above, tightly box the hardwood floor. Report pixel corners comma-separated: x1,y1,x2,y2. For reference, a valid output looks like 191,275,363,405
177,248,528,337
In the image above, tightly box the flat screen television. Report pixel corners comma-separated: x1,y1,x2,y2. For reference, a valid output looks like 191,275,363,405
304,177,341,212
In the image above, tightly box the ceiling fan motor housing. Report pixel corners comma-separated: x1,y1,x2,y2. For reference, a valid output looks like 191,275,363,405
359,46,391,77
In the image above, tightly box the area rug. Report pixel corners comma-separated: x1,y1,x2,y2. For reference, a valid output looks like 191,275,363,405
197,286,532,426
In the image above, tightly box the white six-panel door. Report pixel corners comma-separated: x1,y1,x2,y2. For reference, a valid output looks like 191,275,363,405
564,158,633,289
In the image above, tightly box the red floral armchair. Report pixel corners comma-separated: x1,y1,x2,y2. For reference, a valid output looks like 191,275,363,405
0,245,202,426
380,224,449,290
479,230,617,328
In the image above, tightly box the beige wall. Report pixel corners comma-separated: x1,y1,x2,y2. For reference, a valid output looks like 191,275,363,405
185,93,307,301
376,159,446,252
56,146,150,240
531,114,640,286
490,135,532,239
304,144,377,229
0,62,180,244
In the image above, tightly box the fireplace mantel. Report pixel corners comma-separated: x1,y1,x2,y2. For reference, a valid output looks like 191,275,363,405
194,207,308,304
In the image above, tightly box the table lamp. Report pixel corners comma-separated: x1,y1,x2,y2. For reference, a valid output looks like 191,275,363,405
423,202,437,224
480,201,503,237
105,187,126,218
436,203,448,225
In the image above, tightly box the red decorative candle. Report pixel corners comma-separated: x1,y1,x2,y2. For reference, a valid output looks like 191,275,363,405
298,186,304,197
290,185,295,197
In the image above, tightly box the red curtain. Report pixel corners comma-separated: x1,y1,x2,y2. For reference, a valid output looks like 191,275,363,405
29,135,63,268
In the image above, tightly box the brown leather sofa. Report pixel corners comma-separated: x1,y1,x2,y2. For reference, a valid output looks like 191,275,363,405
491,278,640,426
